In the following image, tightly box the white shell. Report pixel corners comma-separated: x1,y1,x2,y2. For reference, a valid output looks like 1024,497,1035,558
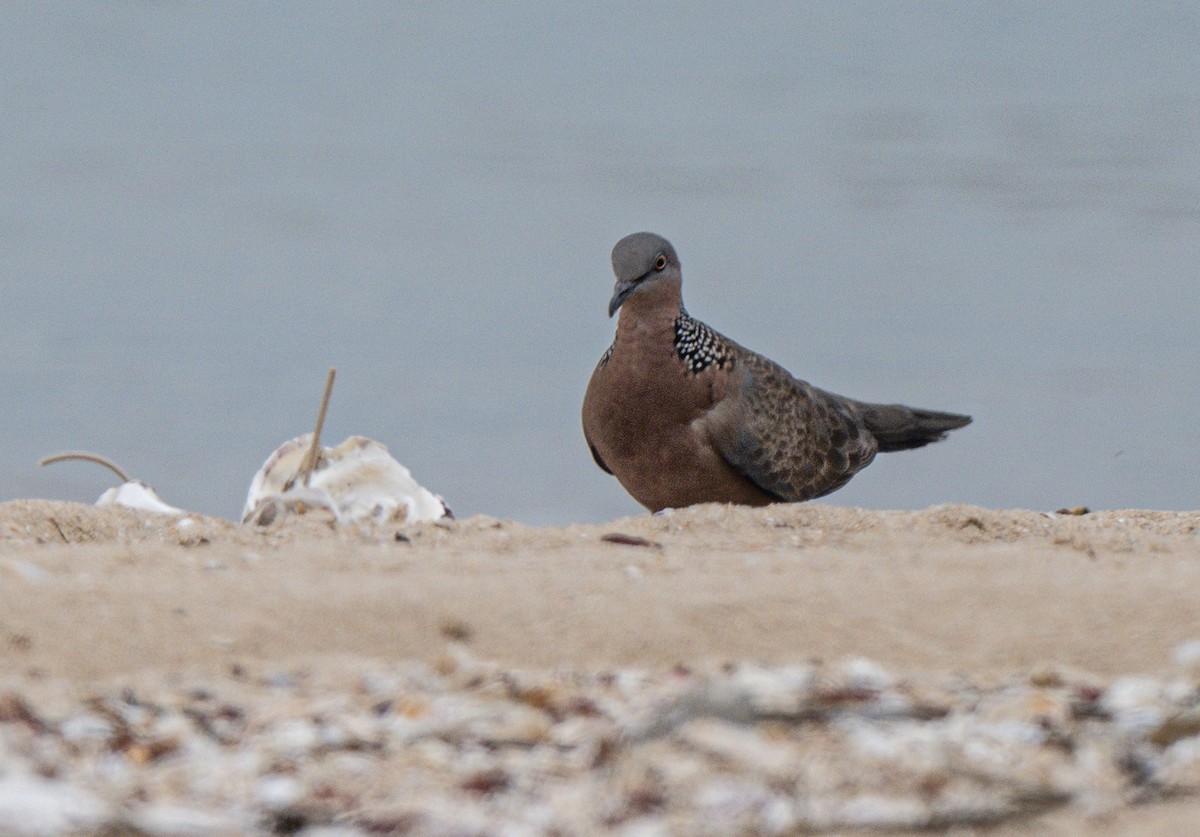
96,480,183,515
242,434,449,526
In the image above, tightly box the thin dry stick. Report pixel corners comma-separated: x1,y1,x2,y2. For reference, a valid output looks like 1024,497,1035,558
297,367,337,487
48,517,69,543
39,451,131,483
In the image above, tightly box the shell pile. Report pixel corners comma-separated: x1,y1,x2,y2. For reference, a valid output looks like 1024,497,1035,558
1,648,1200,835
40,369,453,527
242,434,449,527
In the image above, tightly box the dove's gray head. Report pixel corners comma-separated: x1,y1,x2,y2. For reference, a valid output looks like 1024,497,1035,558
607,232,681,317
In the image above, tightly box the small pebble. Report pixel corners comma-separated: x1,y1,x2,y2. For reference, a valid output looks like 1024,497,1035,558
0,775,108,837
1172,638,1200,674
256,774,304,809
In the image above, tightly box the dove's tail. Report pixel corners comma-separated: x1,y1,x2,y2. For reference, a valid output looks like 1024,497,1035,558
853,403,973,452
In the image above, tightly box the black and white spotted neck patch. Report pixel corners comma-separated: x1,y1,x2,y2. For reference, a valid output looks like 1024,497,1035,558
673,311,731,373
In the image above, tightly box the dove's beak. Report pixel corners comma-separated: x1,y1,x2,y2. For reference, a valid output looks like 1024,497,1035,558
608,277,639,317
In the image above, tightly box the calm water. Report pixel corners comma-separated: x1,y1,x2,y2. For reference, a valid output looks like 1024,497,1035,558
2,2,1197,524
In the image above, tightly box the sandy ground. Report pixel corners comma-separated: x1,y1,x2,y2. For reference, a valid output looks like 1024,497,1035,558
0,499,1198,835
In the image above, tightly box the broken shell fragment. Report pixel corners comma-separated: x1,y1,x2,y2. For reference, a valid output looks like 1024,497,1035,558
96,481,184,515
242,434,449,526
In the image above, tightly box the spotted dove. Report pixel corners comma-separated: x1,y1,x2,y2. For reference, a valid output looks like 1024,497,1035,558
582,232,971,512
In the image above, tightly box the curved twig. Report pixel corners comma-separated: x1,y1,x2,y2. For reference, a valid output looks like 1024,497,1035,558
39,451,131,483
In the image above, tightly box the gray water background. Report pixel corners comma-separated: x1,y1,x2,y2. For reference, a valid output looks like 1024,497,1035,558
3,2,1197,524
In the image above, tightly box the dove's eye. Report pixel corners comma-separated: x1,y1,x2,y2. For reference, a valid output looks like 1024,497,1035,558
653,254,668,271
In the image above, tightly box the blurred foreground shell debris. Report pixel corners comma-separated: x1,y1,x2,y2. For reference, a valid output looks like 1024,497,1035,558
0,649,1198,834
